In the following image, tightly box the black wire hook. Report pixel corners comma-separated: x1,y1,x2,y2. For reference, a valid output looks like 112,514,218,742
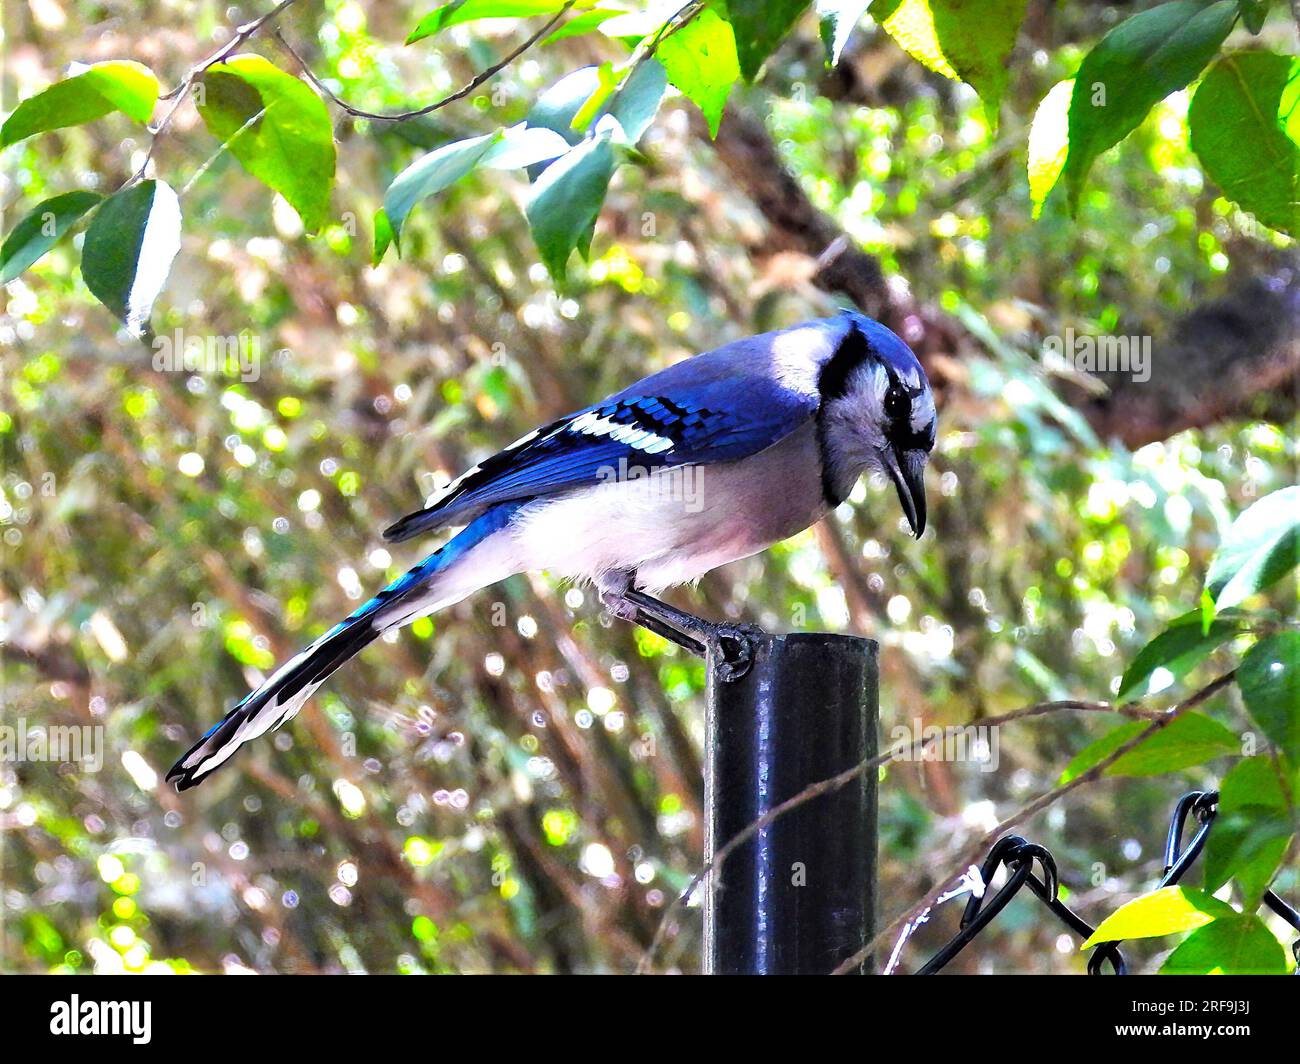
918,835,1125,975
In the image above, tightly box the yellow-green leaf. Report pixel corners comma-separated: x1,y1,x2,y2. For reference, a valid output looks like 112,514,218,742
198,55,336,233
1059,712,1239,784
2,60,158,146
657,8,740,138
1027,79,1073,218
871,0,1029,120
1081,886,1234,948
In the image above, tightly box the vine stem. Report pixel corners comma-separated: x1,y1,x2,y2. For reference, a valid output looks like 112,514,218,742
271,3,577,122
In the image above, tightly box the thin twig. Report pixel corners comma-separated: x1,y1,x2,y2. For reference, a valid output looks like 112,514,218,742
271,3,577,122
829,670,1237,975
636,693,1167,973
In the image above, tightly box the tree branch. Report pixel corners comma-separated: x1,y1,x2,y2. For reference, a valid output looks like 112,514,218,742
271,5,577,123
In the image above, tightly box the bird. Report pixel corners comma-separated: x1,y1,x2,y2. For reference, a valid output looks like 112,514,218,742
167,311,937,790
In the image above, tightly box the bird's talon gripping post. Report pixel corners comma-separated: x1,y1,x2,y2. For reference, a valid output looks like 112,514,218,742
620,590,762,681
709,623,763,683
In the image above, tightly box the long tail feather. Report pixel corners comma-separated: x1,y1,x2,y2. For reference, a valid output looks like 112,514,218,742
167,503,523,790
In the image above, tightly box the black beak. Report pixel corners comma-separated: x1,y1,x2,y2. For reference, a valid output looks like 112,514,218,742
883,448,927,538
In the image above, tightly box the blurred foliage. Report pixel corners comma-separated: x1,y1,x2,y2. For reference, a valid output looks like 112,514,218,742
1,0,1297,974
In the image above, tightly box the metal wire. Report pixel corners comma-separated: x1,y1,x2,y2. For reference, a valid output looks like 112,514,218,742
914,790,1299,975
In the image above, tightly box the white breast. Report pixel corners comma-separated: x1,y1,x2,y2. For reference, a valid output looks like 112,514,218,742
507,421,829,593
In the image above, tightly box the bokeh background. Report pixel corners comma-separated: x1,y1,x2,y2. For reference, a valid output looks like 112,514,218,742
2,0,1297,973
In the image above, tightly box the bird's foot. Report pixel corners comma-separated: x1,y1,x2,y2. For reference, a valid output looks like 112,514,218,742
710,622,764,683
615,589,764,682
599,589,641,623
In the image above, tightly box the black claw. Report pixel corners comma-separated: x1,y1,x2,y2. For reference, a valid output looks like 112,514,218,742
617,590,765,683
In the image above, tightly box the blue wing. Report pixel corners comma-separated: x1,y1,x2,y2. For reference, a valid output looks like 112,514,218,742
382,323,838,543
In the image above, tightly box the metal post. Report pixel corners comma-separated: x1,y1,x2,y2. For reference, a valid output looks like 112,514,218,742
704,632,878,974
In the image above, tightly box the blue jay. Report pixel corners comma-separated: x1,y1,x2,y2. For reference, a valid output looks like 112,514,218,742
167,312,936,790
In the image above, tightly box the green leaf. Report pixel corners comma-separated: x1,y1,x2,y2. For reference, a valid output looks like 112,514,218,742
1117,609,1245,703
1189,53,1300,237
1058,0,1238,211
381,131,504,254
870,0,1029,120
1,60,158,146
1205,487,1300,612
1160,914,1289,974
373,209,395,265
727,0,812,82
1238,0,1270,33
407,0,568,44
0,191,101,283
79,180,182,336
1081,886,1234,948
657,8,741,137
481,124,571,169
198,55,337,233
526,61,666,158
1203,757,1293,902
1027,79,1074,218
1059,712,1239,784
815,0,871,65
1238,632,1300,763
542,8,621,44
524,121,617,280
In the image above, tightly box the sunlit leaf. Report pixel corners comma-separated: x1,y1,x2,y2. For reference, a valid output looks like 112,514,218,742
1117,609,1244,703
198,55,337,233
1189,53,1300,238
1059,712,1239,783
657,8,741,137
407,0,569,44
1237,632,1300,763
1058,0,1236,210
80,180,181,336
1027,79,1073,218
1205,486,1300,612
871,0,1029,120
372,208,394,265
1160,914,1289,974
571,62,621,133
1,60,158,146
0,191,101,283
1081,886,1234,948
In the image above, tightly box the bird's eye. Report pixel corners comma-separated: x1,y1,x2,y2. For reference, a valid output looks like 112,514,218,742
884,385,909,420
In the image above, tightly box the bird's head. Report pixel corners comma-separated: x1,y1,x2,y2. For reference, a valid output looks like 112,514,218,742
817,314,937,537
